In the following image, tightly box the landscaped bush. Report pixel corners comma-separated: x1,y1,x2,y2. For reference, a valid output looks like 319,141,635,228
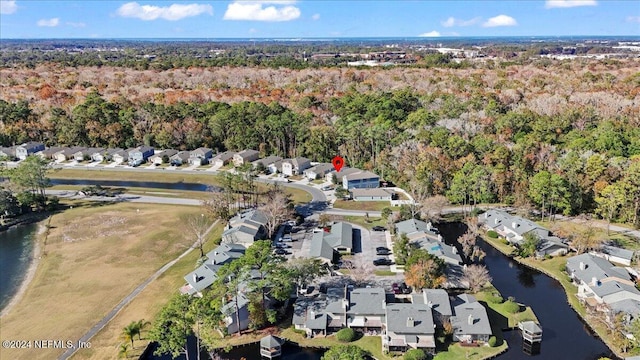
335,328,356,342
404,348,427,360
500,238,509,245
503,300,520,314
487,230,498,238
487,293,504,304
292,328,307,338
488,336,497,347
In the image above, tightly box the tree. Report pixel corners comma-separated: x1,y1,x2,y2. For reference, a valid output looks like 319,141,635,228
462,264,492,292
184,213,213,258
321,344,368,360
393,233,411,265
203,190,230,222
595,183,626,235
259,185,293,239
121,322,138,349
518,232,541,258
118,343,130,359
7,156,51,210
404,250,446,290
0,189,20,221
135,319,150,340
215,260,250,336
404,348,427,360
149,294,194,360
571,224,605,254
421,195,449,221
286,257,329,290
318,213,332,228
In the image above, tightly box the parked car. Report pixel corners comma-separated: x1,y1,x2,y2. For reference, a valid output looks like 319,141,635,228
372,226,386,231
373,258,393,266
321,185,333,191
376,247,390,252
400,282,412,294
280,234,293,242
392,283,401,294
275,242,291,248
274,248,289,255
376,249,392,255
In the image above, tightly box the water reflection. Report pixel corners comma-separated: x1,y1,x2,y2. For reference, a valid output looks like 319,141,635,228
517,267,536,288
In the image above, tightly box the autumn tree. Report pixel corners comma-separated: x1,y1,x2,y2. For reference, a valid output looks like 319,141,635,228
462,264,492,292
259,185,294,239
404,249,446,290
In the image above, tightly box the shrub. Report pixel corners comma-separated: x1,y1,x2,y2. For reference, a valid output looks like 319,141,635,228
404,348,427,360
487,230,498,238
487,293,504,304
503,300,520,314
488,336,497,347
500,238,510,245
335,328,356,342
292,328,307,338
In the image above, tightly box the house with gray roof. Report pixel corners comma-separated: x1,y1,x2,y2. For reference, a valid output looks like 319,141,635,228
212,151,237,167
346,287,386,332
233,149,260,167
128,146,154,166
170,151,191,166
395,219,461,265
189,147,213,166
55,146,86,162
412,289,453,325
182,265,218,297
478,209,568,257
222,209,268,246
304,163,334,180
343,170,380,189
222,292,251,335
252,156,282,171
282,157,311,176
451,294,492,343
16,141,45,160
384,303,436,354
38,146,64,160
309,222,353,263
351,188,394,202
326,167,360,185
74,147,104,162
149,149,178,165
112,149,133,164
92,148,122,162
0,146,17,160
592,245,635,266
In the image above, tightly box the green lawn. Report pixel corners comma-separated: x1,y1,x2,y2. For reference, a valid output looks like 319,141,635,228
374,270,397,276
433,342,507,360
333,200,389,212
339,216,387,229
475,285,538,328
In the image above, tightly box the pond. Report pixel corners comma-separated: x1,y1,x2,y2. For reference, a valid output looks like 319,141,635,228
0,223,38,311
439,222,616,360
50,178,217,192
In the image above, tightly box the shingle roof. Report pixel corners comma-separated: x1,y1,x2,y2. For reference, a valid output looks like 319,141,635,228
213,151,236,161
344,170,379,181
253,156,282,167
386,303,435,335
566,253,632,285
452,298,492,336
260,335,282,348
395,218,431,236
601,245,635,262
309,232,336,261
184,264,218,294
305,163,334,175
325,222,353,249
351,188,392,198
609,299,640,317
413,237,462,265
347,288,386,315
171,151,191,161
422,289,453,317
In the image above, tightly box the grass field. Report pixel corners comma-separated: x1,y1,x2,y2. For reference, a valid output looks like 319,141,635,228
49,169,312,204
339,216,387,229
0,201,213,360
333,200,389,212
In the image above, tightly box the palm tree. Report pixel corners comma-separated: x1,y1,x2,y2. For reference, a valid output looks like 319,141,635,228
135,319,151,340
118,343,130,358
121,322,137,349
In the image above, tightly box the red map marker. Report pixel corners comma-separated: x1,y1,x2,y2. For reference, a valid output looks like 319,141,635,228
332,156,344,172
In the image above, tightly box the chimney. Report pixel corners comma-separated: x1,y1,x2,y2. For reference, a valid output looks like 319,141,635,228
427,222,432,230
494,218,499,225
309,310,315,319
468,314,474,325
591,277,598,286
579,262,586,271
452,246,457,254
512,222,518,229
427,301,433,308
193,273,198,282
407,317,415,327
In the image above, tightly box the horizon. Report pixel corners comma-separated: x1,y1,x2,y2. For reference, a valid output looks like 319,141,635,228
1,1,639,39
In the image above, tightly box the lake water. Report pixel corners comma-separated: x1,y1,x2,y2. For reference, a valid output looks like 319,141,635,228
50,178,217,192
0,223,38,311
439,222,615,360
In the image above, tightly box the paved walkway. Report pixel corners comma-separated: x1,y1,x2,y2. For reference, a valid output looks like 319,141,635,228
57,220,219,360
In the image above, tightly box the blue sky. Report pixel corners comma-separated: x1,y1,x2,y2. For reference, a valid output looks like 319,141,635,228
1,0,639,38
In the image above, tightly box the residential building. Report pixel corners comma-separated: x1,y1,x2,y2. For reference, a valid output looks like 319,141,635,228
478,209,569,257
0,146,17,159
343,170,380,189
384,303,436,354
233,149,260,167
222,209,268,246
149,149,178,165
74,147,104,162
16,141,45,160
252,156,282,171
180,243,246,297
351,188,394,202
38,146,64,160
112,149,131,164
212,151,237,167
304,163,334,180
55,147,86,162
412,289,452,326
128,146,154,165
282,157,311,176
222,293,251,335
92,148,122,162
269,160,284,174
170,151,191,166
395,219,461,265
591,245,635,266
189,147,213,166
450,294,492,344
309,222,353,263
345,288,386,333
326,167,359,185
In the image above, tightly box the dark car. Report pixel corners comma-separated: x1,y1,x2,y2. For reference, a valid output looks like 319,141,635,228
391,283,401,294
275,242,291,248
373,258,393,266
376,249,392,255
376,247,390,252
372,226,386,231
274,248,288,255
400,282,412,294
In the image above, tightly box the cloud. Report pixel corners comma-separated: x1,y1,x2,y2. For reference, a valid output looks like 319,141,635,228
311,13,320,20
545,0,597,8
116,2,213,21
419,30,441,37
627,16,640,23
441,16,480,27
483,14,517,27
0,0,17,14
224,1,300,21
66,22,86,28
37,18,60,27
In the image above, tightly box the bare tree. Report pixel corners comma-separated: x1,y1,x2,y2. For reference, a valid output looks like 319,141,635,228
203,190,230,223
462,264,492,293
350,259,374,286
183,213,213,258
421,195,450,221
259,186,293,239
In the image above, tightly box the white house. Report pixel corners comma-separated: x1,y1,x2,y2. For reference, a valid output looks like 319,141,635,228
282,157,311,176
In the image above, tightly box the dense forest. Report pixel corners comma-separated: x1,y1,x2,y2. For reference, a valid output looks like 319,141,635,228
1,48,639,226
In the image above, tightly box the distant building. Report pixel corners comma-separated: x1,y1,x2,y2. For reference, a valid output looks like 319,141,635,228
189,147,213,166
15,141,45,160
309,222,353,263
149,149,178,165
233,150,260,167
282,157,311,176
212,151,237,167
343,170,380,189
304,163,334,180
351,188,394,202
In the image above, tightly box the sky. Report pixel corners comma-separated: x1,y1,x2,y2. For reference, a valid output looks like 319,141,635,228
0,0,639,39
